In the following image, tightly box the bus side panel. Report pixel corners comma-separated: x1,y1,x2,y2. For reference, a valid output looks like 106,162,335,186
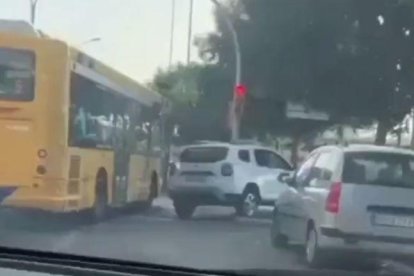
129,154,150,202
67,148,114,210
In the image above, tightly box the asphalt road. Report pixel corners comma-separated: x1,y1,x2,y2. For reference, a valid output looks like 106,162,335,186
0,197,394,273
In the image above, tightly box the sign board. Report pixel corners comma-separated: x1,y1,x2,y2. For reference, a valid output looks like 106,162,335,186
286,102,330,121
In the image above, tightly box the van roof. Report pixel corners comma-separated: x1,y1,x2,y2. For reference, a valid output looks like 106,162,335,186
345,144,414,155
316,144,414,156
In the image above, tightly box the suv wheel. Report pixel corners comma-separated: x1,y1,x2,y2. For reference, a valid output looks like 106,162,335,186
174,200,196,220
236,190,259,217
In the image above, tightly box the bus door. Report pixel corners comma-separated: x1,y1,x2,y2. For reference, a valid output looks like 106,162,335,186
112,113,130,206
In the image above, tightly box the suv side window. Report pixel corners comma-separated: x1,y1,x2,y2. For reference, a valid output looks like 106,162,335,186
254,149,292,170
238,150,250,163
254,149,270,167
268,152,292,170
296,153,319,187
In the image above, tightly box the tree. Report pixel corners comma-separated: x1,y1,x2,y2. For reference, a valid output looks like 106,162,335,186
152,63,232,144
153,63,201,105
198,0,414,144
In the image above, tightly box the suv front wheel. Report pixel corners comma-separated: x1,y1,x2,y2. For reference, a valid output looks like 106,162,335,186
173,199,196,220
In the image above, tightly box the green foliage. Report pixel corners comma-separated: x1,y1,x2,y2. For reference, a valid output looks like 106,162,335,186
199,0,414,139
152,63,201,106
152,63,233,143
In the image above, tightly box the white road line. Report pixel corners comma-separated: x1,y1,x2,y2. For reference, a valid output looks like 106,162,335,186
236,218,272,225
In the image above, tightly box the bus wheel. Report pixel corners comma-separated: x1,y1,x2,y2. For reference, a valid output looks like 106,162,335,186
92,170,108,222
143,173,158,210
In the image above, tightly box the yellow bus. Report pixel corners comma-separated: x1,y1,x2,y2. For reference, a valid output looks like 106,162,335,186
0,30,164,219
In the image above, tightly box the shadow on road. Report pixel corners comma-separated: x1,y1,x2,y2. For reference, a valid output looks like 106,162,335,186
0,204,153,234
190,206,273,221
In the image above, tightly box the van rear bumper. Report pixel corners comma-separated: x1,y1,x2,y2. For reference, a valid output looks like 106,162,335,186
319,227,414,256
321,227,414,244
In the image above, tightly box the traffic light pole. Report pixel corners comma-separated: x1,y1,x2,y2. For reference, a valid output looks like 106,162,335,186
210,0,242,141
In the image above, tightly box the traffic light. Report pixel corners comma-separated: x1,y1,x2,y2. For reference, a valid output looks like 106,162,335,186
234,84,248,99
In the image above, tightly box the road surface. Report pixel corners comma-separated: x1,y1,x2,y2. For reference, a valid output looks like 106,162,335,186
0,197,388,272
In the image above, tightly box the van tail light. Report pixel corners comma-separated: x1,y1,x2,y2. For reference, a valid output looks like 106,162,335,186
221,163,233,176
169,163,177,176
325,182,342,214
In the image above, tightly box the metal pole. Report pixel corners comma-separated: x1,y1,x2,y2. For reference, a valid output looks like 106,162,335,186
410,108,414,149
210,0,242,141
163,0,177,192
30,0,38,25
186,0,194,64
169,0,176,67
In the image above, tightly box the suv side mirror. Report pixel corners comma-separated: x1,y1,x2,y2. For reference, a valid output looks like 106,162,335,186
278,171,296,187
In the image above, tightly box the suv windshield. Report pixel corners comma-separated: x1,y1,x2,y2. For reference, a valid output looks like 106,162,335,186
343,152,414,188
180,146,228,163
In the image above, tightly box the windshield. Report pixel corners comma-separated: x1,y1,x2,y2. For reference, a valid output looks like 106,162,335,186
344,152,414,188
2,0,414,275
180,147,228,163
0,48,34,101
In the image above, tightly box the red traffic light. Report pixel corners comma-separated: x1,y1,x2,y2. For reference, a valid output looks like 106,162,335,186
235,84,248,98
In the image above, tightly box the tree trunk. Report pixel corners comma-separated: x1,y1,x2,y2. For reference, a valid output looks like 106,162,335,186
410,109,414,149
291,134,300,168
337,125,344,145
397,130,402,147
375,120,388,145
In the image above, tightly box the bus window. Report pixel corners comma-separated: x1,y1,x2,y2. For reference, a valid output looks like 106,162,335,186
70,73,113,148
0,48,35,101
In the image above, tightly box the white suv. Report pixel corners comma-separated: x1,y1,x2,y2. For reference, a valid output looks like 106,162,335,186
168,142,293,219
272,144,414,267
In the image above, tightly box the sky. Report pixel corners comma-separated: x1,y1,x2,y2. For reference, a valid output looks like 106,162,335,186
0,0,216,82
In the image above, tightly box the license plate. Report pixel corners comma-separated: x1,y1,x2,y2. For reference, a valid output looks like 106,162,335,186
374,214,414,228
185,175,206,183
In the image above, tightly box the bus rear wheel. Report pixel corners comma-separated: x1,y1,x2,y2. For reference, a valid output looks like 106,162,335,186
143,174,158,210
92,170,108,222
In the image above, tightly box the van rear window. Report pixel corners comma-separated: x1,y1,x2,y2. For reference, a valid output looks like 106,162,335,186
343,152,414,189
180,147,228,163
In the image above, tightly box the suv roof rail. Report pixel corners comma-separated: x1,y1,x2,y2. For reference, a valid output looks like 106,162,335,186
231,139,261,145
192,140,226,144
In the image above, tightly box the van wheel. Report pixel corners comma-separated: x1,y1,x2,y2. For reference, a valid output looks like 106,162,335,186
92,170,108,222
270,208,288,248
305,226,325,267
236,188,260,217
173,199,195,220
